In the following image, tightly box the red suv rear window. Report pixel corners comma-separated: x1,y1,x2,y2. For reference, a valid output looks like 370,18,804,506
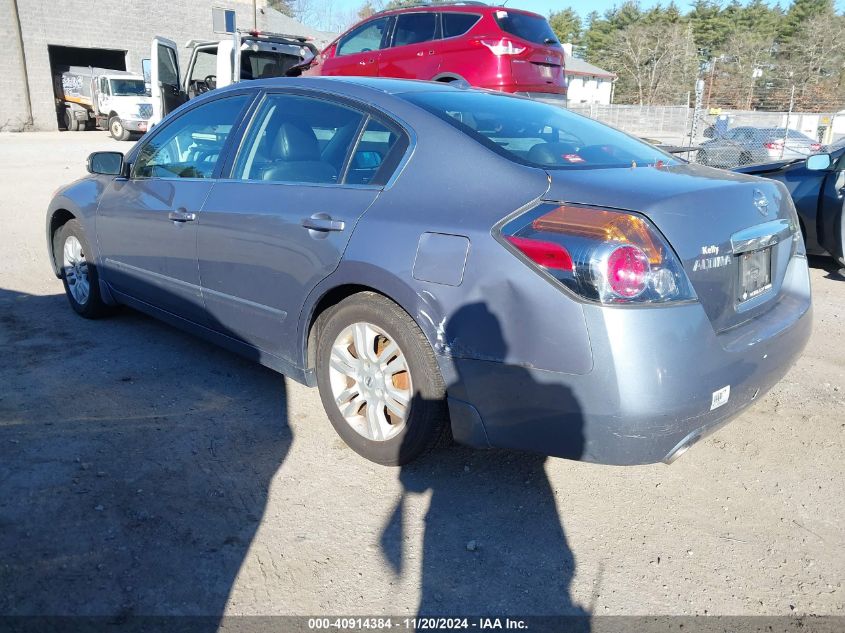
493,10,560,46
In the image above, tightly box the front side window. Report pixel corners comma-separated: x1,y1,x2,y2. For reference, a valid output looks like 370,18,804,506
337,18,390,56
235,94,365,184
133,95,249,179
401,90,677,170
189,48,218,84
157,43,180,86
392,13,438,47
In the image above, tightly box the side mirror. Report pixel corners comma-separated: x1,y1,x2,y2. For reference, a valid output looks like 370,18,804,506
806,153,832,171
87,151,124,176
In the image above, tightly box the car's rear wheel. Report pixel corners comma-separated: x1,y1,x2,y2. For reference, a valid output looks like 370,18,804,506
54,220,110,319
315,292,449,465
697,150,709,166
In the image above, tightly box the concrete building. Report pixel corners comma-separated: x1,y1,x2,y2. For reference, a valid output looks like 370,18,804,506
2,0,336,131
562,44,616,105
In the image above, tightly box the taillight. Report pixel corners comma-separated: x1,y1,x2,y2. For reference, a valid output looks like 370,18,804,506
764,141,783,150
811,143,822,152
498,203,696,305
479,38,526,56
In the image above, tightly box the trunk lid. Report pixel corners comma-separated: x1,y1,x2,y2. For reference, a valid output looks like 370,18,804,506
545,163,800,332
511,47,565,88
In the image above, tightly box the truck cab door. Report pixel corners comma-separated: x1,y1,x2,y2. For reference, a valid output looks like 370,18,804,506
95,76,109,115
150,36,187,126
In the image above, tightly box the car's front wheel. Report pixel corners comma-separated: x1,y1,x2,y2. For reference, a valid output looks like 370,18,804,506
315,292,449,465
53,220,110,318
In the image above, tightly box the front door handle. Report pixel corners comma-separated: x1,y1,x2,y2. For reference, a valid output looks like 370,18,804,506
168,209,196,223
301,213,345,233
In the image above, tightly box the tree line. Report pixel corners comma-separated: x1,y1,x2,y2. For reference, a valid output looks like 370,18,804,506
553,0,844,110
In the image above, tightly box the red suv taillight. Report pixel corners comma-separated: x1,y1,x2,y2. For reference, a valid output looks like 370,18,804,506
477,38,527,56
498,203,696,305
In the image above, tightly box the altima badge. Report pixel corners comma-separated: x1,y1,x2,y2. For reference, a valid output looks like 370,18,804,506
753,189,769,216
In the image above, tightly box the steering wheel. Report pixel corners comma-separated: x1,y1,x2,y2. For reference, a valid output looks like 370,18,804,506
199,75,217,93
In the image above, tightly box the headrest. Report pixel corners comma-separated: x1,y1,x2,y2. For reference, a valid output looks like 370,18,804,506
273,120,320,161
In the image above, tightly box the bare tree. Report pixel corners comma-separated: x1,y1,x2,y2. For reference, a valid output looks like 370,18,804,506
607,22,696,105
715,31,775,108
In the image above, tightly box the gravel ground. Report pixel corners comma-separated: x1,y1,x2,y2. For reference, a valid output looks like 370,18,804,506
0,132,843,621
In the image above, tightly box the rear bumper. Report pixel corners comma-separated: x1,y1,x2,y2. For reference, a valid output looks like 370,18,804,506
485,83,567,97
446,255,812,465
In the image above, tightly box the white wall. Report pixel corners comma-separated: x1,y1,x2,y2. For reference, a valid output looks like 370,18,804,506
566,75,613,105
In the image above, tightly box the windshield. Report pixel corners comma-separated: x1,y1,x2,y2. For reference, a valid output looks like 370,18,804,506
493,10,560,46
110,79,147,96
401,90,678,170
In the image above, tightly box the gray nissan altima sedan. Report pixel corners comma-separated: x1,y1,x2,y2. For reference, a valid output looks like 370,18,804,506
46,77,812,466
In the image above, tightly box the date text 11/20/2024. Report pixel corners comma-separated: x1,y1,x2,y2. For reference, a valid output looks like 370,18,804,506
307,618,529,630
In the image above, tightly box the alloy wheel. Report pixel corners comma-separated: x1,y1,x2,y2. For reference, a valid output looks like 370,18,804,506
328,321,413,442
63,235,90,305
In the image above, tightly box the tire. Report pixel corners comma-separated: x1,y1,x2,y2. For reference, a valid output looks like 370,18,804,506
697,151,709,166
109,116,130,141
53,220,111,319
315,292,450,466
64,109,78,132
738,152,752,166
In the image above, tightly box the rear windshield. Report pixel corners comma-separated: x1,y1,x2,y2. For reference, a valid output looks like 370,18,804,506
493,10,560,46
401,90,678,170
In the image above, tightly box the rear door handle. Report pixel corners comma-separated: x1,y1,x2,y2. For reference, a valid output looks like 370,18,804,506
301,213,345,232
168,209,196,223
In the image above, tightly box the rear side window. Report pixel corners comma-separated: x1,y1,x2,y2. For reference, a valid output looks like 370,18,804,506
345,118,407,186
393,13,438,47
442,12,481,38
337,17,390,56
235,94,365,184
493,10,560,46
401,90,676,170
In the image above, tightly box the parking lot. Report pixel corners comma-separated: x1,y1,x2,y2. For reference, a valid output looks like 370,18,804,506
0,131,843,619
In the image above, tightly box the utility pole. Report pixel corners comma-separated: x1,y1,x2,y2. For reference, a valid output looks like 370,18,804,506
253,0,258,30
781,84,795,160
705,57,718,110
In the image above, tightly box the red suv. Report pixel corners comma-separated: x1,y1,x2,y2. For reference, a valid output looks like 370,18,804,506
305,3,566,101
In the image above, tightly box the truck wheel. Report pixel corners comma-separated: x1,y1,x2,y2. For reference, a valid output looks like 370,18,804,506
64,109,78,132
109,116,130,141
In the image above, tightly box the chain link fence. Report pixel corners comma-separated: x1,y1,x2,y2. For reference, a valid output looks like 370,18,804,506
569,103,845,169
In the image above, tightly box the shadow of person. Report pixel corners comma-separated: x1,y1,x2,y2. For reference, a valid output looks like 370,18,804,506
0,287,291,630
381,302,590,625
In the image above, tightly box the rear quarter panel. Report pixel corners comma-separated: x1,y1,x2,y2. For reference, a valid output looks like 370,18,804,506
296,99,594,382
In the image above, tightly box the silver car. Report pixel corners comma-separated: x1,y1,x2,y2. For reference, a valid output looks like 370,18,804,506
699,127,821,168
46,78,812,465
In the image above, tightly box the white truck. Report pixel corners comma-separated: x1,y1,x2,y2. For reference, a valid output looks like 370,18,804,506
145,29,318,126
54,66,154,141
